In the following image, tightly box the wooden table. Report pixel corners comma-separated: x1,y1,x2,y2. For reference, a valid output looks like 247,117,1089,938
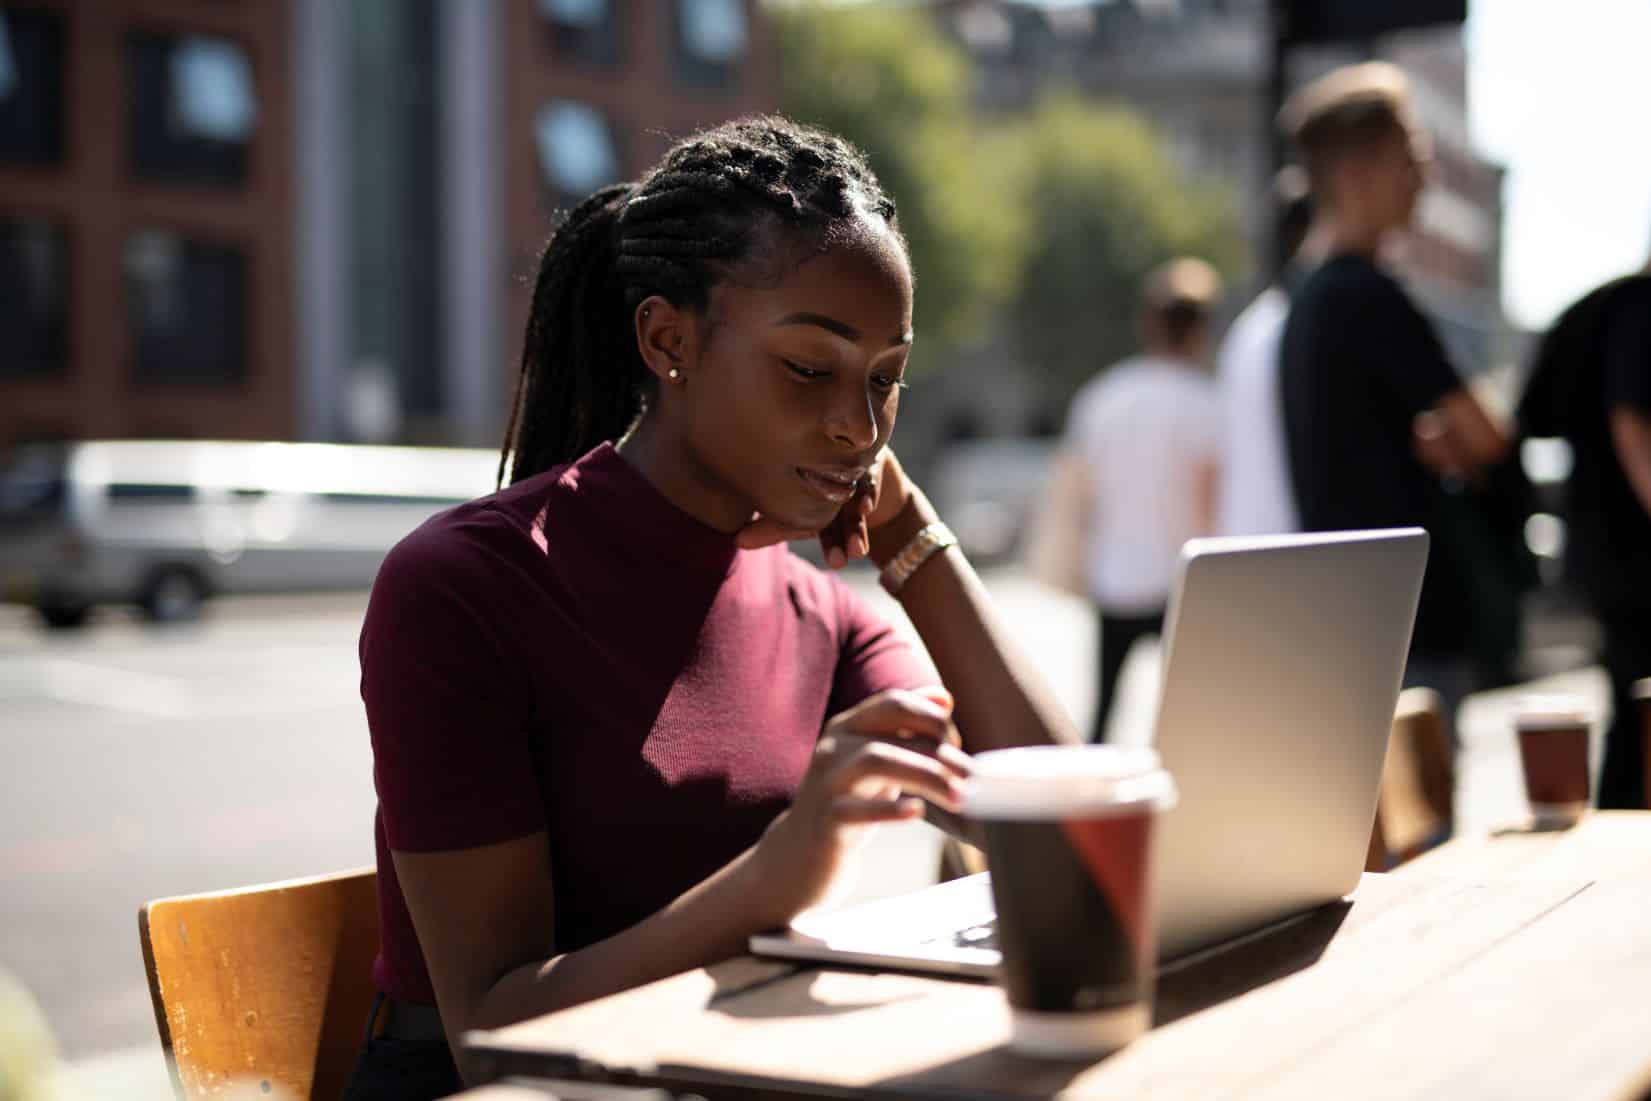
465,813,1651,1101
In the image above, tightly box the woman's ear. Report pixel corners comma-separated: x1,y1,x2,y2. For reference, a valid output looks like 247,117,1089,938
634,295,695,386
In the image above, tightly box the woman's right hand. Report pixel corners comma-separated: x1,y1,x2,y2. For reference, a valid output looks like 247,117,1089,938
749,687,972,924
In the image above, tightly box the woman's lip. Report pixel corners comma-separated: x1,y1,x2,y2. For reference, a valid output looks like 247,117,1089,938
797,467,857,503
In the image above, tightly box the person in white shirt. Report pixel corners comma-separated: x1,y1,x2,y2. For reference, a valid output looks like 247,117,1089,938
1216,172,1315,536
1063,258,1223,742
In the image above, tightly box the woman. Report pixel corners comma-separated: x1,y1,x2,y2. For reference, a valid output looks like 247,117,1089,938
344,117,1079,1099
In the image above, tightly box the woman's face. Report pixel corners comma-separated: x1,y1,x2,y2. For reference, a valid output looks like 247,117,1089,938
656,218,914,534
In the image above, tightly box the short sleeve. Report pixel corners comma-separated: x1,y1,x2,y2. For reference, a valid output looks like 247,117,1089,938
1365,275,1461,414
826,576,938,717
360,523,545,852
1604,296,1651,411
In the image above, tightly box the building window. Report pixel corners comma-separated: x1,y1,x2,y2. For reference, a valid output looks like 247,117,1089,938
126,230,247,384
534,100,620,211
129,32,258,187
673,0,746,92
538,0,621,68
0,215,66,379
0,8,64,166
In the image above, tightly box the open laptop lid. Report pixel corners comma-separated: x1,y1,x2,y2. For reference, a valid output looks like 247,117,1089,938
1149,528,1428,959
751,528,1428,975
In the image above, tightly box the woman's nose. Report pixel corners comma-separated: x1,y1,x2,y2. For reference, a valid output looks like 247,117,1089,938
825,386,879,451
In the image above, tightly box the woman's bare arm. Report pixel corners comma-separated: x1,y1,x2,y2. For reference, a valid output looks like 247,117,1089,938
394,834,773,1084
394,692,969,1085
1610,405,1651,521
867,485,1083,754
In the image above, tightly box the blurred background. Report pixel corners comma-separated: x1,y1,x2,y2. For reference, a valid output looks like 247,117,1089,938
1,0,1647,1094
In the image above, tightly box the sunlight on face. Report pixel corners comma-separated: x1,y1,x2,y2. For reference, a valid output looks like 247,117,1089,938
678,216,914,533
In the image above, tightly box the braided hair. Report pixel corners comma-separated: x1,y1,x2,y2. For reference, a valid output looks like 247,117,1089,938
498,116,903,486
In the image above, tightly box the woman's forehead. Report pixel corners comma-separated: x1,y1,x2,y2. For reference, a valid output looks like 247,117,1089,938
713,221,912,338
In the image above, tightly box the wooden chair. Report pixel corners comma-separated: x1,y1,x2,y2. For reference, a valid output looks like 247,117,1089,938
1366,687,1455,872
138,868,379,1100
1636,677,1651,811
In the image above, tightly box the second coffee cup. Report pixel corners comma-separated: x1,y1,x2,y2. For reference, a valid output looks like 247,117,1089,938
963,744,1177,1058
1515,696,1592,827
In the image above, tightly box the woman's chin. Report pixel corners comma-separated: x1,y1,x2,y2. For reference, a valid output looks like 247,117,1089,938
758,491,837,535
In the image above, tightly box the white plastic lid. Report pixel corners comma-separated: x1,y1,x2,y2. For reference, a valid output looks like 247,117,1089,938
963,744,1178,820
1514,694,1592,730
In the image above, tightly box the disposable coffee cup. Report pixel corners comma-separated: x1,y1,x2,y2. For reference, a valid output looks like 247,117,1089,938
963,745,1177,1058
1515,696,1591,827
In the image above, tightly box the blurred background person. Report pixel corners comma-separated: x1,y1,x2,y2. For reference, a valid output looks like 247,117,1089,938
1519,255,1651,808
1216,167,1315,537
1060,257,1223,743
1278,62,1510,745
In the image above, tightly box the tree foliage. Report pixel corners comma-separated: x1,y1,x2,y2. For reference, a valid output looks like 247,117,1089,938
773,3,1020,369
997,96,1245,403
774,6,1245,399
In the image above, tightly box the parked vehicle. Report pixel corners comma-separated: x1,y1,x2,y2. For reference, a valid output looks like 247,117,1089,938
0,440,498,627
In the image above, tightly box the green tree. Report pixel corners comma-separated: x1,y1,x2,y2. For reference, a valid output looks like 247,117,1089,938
774,3,1021,372
997,96,1245,404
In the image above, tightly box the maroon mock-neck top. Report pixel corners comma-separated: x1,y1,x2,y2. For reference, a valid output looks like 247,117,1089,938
360,442,933,1004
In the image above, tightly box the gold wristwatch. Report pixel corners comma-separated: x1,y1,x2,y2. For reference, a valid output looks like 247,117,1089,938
879,521,959,596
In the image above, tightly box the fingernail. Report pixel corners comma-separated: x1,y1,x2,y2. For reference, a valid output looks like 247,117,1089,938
829,548,847,569
852,533,867,557
918,685,954,710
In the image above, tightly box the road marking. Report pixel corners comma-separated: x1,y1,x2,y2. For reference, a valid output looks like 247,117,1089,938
0,656,359,720
0,658,192,718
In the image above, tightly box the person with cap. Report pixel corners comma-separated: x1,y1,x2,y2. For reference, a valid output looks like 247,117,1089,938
1058,257,1224,742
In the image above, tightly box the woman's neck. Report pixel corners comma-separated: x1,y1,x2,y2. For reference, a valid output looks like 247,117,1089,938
615,416,751,535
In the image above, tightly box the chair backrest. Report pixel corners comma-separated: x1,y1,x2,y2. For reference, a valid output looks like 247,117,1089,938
138,868,379,1100
1367,688,1453,872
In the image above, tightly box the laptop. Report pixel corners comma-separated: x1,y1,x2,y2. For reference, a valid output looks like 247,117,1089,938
750,528,1429,977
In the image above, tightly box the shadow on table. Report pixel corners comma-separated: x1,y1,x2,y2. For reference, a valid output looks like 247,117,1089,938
1490,819,1579,838
710,969,928,1021
877,1045,1097,1098
869,899,1354,1096
1154,897,1351,1026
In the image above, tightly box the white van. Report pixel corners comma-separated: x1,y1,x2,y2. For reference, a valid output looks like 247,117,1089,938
0,440,499,627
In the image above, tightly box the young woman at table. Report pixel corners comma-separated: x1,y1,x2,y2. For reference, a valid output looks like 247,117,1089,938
344,117,1080,1099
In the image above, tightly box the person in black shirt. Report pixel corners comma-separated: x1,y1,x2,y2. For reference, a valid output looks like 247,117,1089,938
1277,63,1509,741
1538,265,1651,807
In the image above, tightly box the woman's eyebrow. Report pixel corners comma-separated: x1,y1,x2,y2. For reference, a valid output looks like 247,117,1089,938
775,311,859,341
775,312,914,347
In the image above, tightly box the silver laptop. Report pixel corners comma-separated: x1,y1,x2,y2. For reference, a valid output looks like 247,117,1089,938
750,528,1429,976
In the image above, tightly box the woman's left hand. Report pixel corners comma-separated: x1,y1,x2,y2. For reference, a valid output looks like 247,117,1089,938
736,449,916,568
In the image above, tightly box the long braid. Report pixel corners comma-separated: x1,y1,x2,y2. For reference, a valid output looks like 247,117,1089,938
500,116,902,486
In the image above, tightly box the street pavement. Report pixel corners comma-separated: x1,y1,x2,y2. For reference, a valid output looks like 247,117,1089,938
0,569,1611,1094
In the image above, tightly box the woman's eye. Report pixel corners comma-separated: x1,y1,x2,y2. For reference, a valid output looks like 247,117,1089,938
784,360,828,381
872,374,909,393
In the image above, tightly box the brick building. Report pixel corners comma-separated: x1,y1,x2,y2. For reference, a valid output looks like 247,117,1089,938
0,0,775,453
